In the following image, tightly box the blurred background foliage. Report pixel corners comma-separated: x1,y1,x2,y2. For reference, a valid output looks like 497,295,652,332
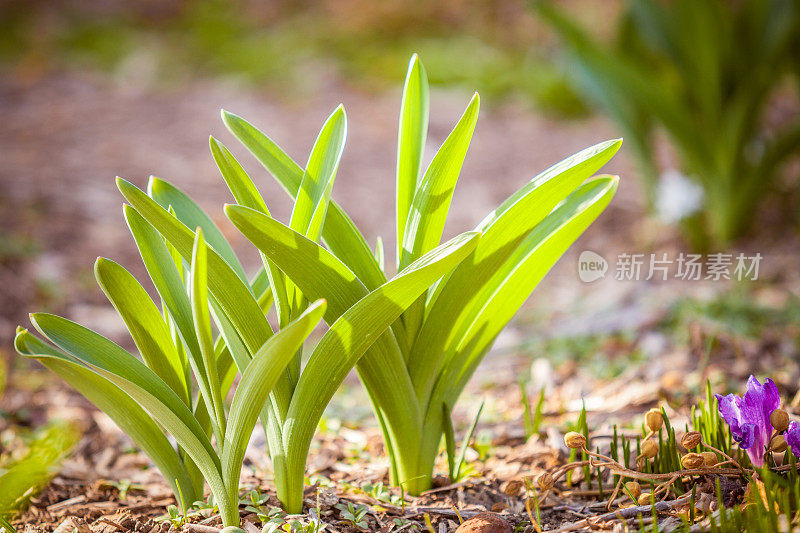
535,0,800,250
1,0,797,250
0,361,79,520
0,0,591,115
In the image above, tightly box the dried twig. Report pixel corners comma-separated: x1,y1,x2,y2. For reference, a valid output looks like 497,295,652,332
550,494,692,532
185,524,223,533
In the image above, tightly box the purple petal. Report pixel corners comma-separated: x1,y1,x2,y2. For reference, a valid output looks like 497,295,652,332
736,423,756,449
716,376,781,467
786,421,800,458
716,393,743,439
744,376,780,426
747,446,766,467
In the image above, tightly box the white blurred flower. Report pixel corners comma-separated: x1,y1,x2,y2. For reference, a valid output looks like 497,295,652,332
655,169,704,224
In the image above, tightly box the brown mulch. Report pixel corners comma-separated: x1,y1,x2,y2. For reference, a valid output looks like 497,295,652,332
10,417,560,532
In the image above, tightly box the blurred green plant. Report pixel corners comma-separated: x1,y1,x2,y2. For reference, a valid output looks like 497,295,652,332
520,383,545,439
221,53,620,498
335,502,369,530
0,231,38,264
534,0,800,249
0,363,79,525
663,289,800,343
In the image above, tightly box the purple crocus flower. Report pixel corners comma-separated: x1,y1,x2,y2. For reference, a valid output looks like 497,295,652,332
786,421,800,457
715,375,780,467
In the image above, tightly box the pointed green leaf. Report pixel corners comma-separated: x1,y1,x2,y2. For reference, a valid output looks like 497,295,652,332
221,110,387,291
224,203,409,354
279,230,481,512
209,135,291,328
94,257,189,405
190,228,227,445
408,139,622,399
209,136,269,214
29,314,219,468
14,328,198,502
415,176,619,488
124,204,202,387
290,105,347,243
117,178,272,357
221,300,326,505
147,177,248,283
396,54,430,266
399,93,479,269
438,176,619,405
125,204,233,434
225,204,367,322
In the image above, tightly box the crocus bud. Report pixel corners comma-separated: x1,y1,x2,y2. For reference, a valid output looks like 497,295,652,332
645,408,663,432
536,472,554,491
640,439,658,459
680,431,702,450
625,481,641,500
771,409,790,433
770,434,788,453
638,492,653,506
502,479,524,496
564,432,586,449
681,453,705,469
701,451,717,466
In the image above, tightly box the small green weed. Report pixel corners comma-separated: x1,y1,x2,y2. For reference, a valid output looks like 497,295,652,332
156,504,190,528
335,501,369,530
520,382,545,439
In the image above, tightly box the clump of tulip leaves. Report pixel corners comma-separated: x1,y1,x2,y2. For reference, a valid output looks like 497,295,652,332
15,53,621,524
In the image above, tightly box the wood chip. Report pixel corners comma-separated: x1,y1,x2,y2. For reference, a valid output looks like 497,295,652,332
185,525,222,533
243,520,261,533
53,517,92,533
47,495,87,512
